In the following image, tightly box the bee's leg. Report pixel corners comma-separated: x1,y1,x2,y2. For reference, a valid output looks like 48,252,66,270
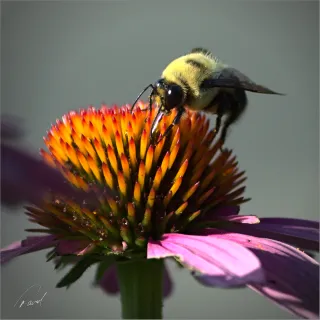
205,93,229,152
156,107,185,144
219,115,233,147
220,109,244,144
214,114,226,153
206,93,228,136
214,113,222,136
141,93,154,112
142,92,155,125
219,89,247,150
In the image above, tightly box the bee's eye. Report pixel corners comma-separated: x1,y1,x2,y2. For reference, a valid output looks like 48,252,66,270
165,85,184,109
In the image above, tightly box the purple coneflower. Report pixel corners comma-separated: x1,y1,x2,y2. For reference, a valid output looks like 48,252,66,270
1,103,319,319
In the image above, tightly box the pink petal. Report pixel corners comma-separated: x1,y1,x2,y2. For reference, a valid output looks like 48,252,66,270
1,235,57,264
56,240,93,255
147,241,177,259
77,243,96,255
1,241,23,251
223,218,319,251
98,262,173,298
220,215,260,224
148,233,265,288
199,229,319,319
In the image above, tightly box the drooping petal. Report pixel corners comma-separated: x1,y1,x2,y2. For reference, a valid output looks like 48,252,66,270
56,239,94,255
222,218,319,251
148,233,265,288
219,215,260,224
0,235,57,264
99,265,119,295
98,262,173,298
162,263,174,297
259,218,319,229
0,144,109,207
197,229,319,319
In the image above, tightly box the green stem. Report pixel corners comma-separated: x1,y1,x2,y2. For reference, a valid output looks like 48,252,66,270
116,258,164,319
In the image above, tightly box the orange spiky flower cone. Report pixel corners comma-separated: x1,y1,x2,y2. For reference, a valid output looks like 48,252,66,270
28,102,248,256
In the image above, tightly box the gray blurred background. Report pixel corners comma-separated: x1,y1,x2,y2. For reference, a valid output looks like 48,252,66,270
1,1,319,319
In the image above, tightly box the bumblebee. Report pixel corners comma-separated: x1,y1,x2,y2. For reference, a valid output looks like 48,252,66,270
130,48,283,148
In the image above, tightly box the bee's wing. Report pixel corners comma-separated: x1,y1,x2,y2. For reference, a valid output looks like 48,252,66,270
201,67,284,95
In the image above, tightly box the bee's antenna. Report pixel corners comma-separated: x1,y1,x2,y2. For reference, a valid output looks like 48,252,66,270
130,84,155,112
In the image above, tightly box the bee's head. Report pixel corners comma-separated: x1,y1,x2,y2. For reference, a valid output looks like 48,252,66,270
153,79,185,111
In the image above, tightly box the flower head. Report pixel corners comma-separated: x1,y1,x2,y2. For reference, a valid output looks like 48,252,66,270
1,102,319,319
28,103,248,252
